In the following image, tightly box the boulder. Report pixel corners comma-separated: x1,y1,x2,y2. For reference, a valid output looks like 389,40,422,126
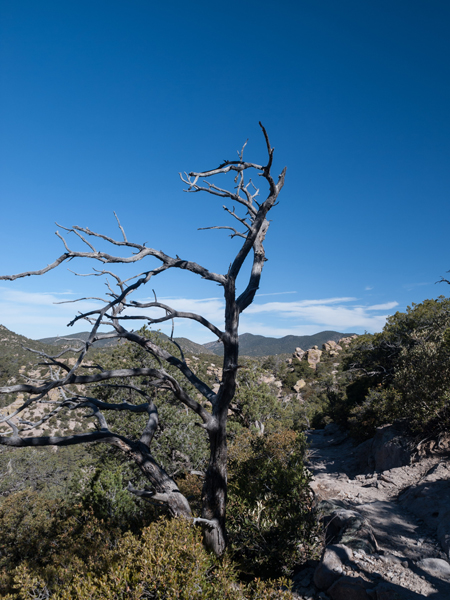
293,347,305,361
339,335,358,346
306,346,322,369
293,379,306,392
354,425,412,473
327,575,371,600
314,545,353,590
323,340,343,353
416,557,450,580
322,504,378,554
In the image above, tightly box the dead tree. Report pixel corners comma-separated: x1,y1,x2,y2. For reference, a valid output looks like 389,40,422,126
0,124,286,556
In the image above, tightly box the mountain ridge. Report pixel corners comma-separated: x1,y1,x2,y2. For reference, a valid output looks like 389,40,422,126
203,331,357,357
28,328,356,358
37,330,215,355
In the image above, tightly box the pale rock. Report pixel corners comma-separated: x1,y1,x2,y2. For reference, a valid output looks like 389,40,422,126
323,340,343,353
339,335,358,346
293,379,306,392
306,346,322,369
294,347,305,361
416,557,450,580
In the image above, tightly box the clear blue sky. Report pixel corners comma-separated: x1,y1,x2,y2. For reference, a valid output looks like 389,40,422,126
1,0,449,343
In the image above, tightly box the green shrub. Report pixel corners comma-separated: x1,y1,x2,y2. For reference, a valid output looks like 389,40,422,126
227,429,322,578
70,464,158,532
0,491,294,600
325,297,450,438
282,359,315,390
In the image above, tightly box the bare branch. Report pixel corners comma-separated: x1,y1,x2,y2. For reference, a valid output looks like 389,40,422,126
82,402,109,431
114,211,128,242
222,205,252,229
0,430,123,448
198,225,246,239
122,301,224,340
0,251,72,281
1,227,226,286
126,482,169,504
238,139,248,161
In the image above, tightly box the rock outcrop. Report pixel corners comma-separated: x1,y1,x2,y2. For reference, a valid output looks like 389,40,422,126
294,347,306,361
306,345,322,370
339,335,358,346
322,340,343,356
293,379,306,392
354,424,412,473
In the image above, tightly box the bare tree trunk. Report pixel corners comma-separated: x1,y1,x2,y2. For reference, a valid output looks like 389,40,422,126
201,423,228,554
201,283,239,555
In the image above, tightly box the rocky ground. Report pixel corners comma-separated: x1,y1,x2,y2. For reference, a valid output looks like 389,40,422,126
292,424,450,599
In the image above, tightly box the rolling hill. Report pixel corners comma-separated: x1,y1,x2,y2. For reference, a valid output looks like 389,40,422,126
37,331,215,355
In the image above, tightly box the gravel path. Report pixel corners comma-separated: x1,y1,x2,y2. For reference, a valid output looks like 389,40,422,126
301,427,450,599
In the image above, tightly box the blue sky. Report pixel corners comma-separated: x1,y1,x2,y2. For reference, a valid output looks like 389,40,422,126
0,0,449,343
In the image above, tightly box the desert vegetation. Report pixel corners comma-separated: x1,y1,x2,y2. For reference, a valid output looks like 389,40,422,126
1,290,450,596
0,128,325,597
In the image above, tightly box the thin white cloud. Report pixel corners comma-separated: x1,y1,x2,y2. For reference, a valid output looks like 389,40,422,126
0,287,106,339
367,302,399,311
255,291,297,297
0,288,398,342
245,298,356,315
244,297,396,332
365,286,373,291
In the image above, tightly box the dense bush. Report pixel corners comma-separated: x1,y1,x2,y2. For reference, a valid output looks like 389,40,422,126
70,463,158,532
0,490,294,600
227,429,322,578
229,359,307,436
325,296,450,438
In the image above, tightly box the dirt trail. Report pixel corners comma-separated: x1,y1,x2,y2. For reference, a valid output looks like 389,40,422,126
302,427,450,599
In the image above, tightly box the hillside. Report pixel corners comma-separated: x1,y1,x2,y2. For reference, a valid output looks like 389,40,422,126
203,330,357,357
38,330,121,348
0,325,61,388
37,331,215,355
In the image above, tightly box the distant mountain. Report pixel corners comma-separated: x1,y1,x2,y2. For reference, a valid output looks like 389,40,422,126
203,331,357,357
37,331,215,355
34,329,357,358
38,331,118,349
171,337,215,356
